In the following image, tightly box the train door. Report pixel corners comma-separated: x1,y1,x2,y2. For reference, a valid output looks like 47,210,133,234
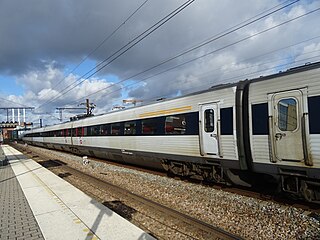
199,103,219,156
270,90,305,162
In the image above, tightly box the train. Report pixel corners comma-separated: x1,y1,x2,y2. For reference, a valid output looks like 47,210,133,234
23,62,320,203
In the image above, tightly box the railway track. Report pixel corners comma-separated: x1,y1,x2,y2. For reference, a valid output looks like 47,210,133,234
12,143,242,240
86,150,320,214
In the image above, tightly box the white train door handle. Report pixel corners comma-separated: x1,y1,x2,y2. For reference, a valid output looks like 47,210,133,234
210,134,217,137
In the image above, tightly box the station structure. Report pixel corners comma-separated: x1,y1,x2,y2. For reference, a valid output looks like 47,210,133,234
0,107,34,143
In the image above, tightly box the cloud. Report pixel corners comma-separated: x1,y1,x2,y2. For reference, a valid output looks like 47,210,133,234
8,63,121,124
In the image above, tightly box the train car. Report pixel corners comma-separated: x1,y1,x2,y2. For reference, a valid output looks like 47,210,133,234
246,63,320,202
24,82,243,184
23,62,320,203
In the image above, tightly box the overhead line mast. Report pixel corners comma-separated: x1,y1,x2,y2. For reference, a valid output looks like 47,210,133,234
0,107,34,124
56,99,95,122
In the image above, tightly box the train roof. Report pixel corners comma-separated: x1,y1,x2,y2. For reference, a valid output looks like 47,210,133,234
247,61,320,84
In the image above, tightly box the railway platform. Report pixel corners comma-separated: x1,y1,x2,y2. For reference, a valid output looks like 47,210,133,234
0,145,155,240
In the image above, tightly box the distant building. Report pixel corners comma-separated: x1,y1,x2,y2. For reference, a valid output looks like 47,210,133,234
0,122,33,142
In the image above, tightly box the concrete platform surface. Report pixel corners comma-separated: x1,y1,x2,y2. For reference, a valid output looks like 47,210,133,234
1,145,155,240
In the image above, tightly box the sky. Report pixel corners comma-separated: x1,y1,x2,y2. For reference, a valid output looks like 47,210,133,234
0,0,319,126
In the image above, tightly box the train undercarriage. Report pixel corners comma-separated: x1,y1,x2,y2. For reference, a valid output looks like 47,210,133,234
161,159,320,204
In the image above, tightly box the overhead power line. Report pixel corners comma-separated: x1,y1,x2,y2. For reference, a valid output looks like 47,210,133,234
0,96,30,108
38,0,296,109
60,0,300,105
67,6,320,106
37,0,196,110
51,0,150,92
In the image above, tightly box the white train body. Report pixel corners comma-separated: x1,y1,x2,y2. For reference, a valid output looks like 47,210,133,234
23,62,320,203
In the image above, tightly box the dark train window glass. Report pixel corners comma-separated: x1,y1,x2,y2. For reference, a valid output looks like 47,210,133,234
86,127,90,136
252,103,269,135
220,107,233,135
111,123,121,135
100,124,109,136
88,125,100,136
308,96,320,134
142,119,158,134
93,126,100,136
185,112,199,135
204,109,214,132
76,127,83,137
56,130,61,137
165,115,186,134
124,121,136,135
83,127,87,136
278,98,297,131
70,129,74,137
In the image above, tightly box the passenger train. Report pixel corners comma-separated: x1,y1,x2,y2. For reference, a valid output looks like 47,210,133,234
23,62,320,203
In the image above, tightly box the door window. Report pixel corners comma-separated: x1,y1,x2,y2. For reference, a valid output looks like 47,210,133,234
278,98,297,131
204,109,214,132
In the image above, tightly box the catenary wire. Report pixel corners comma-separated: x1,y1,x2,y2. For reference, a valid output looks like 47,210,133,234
39,0,295,109
61,0,301,106
37,0,195,109
0,96,31,108
50,0,150,92
67,6,320,106
112,54,320,108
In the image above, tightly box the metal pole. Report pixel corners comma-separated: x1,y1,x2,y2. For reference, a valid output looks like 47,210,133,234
17,108,20,125
23,108,26,123
12,109,14,122
86,99,89,116
59,110,62,122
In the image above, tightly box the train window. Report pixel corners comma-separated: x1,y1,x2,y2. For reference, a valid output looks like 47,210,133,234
71,128,76,137
88,125,100,136
220,108,233,135
278,98,297,131
142,119,158,134
83,127,87,136
204,109,214,132
100,124,109,135
76,127,83,137
87,126,92,136
165,115,186,134
111,123,121,135
94,126,100,135
124,121,136,135
252,103,269,135
308,96,320,134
